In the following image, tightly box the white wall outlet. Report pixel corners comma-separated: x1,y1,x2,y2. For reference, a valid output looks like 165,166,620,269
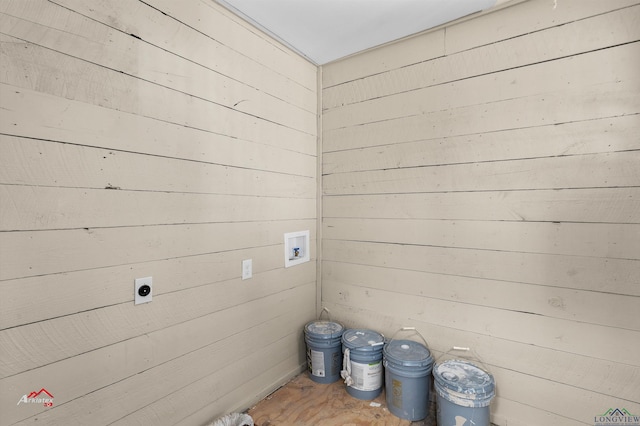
242,259,252,280
134,277,153,305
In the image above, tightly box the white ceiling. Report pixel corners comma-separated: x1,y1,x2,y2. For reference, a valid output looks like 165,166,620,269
215,0,501,65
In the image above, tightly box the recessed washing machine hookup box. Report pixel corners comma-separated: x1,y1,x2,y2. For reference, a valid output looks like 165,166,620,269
284,230,310,268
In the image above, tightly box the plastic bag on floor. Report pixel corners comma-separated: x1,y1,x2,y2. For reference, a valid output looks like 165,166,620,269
210,412,254,426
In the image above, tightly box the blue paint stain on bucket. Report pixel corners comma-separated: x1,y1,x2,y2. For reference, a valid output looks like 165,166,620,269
433,359,495,426
304,320,344,383
383,339,434,421
341,329,385,400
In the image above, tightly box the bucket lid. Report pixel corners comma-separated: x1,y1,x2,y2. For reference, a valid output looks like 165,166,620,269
384,339,433,368
304,320,344,339
433,359,495,397
342,329,384,350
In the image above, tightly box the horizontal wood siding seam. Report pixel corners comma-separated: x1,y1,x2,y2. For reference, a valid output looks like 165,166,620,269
323,151,640,195
144,0,318,91
0,135,317,196
322,188,640,224
322,261,640,331
322,3,640,108
0,186,317,231
0,283,315,425
322,239,640,297
323,82,640,152
0,268,316,379
0,245,302,330
323,218,640,260
0,84,317,159
322,42,640,130
322,115,640,174
0,36,316,147
0,221,317,281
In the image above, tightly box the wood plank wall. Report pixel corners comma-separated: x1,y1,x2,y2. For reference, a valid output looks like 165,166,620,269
321,1,640,425
0,0,317,425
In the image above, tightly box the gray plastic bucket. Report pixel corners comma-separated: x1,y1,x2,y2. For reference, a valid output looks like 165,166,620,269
433,359,495,426
304,320,344,383
383,339,434,421
341,329,385,400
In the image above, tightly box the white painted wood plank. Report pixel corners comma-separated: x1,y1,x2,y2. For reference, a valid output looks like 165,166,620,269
323,218,640,259
323,79,640,151
323,5,640,109
45,0,317,110
320,301,640,403
323,188,640,224
445,0,640,55
322,0,639,89
490,397,587,426
100,338,304,426
0,5,317,134
0,37,316,149
0,245,283,329
322,115,640,173
108,332,305,426
0,263,315,379
147,0,318,89
323,151,640,195
322,240,640,296
4,284,314,425
0,135,316,197
323,42,640,130
322,282,640,365
489,365,640,425
0,84,317,164
1,285,313,424
0,186,316,231
322,29,445,88
323,261,640,331
0,219,316,281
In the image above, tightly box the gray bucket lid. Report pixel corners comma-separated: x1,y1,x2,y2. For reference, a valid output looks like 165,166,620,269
342,329,384,350
384,339,433,368
304,320,344,339
433,359,495,398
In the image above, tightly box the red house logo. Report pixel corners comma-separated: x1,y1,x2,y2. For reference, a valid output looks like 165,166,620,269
17,388,54,407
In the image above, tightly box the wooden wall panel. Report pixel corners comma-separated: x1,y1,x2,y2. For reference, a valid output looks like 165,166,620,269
322,262,640,331
0,4,316,135
323,188,640,223
1,36,315,149
0,0,317,424
323,115,640,174
323,42,640,130
321,1,640,425
323,240,640,297
324,79,639,151
324,152,640,195
1,283,314,424
323,4,640,109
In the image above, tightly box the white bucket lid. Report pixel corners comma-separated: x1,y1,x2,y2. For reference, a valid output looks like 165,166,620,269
433,359,495,399
384,339,433,368
341,328,384,350
304,320,344,339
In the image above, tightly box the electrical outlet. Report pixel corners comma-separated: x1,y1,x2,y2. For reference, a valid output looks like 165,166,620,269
242,259,252,280
134,277,153,305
